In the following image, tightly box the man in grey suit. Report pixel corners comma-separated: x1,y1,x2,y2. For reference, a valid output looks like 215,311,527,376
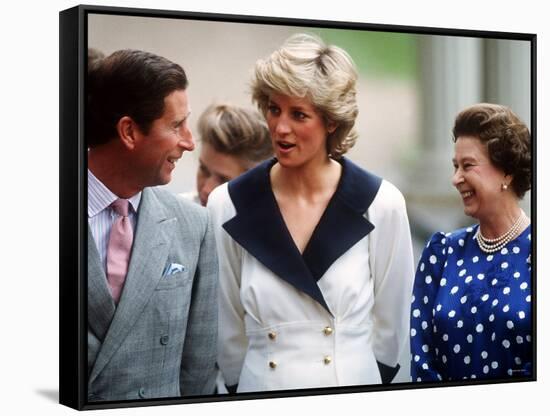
86,49,217,402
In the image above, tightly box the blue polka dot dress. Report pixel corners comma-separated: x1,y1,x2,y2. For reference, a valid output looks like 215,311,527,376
410,224,532,381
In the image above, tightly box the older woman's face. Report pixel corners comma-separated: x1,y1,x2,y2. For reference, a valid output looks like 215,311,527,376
452,136,511,220
266,93,334,169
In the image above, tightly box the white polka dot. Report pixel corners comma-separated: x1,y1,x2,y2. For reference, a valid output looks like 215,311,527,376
441,237,446,244
459,269,466,277
481,294,489,301
421,321,428,330
503,305,510,313
514,272,521,279
487,255,494,261
526,335,532,342
425,275,432,284
465,276,473,284
507,320,514,329
459,239,465,246
502,339,511,348
489,314,495,322
503,287,511,295
457,259,464,266
440,278,447,287
520,282,528,290
436,304,442,311
437,374,443,380
516,336,524,344
473,256,479,263
481,351,488,359
471,374,477,379
442,355,447,363
435,348,439,355
411,295,416,304
450,286,459,295
467,334,473,343
453,344,461,353
423,296,429,304
466,227,473,233
429,255,437,264
491,333,496,341
483,365,489,374
411,328,417,336
518,311,526,319
528,234,531,240
443,334,449,341
413,309,421,318
492,299,499,307
448,310,456,318
501,248,508,255
515,357,522,365
477,273,485,280
476,324,484,333
491,361,499,369
448,247,454,254
526,295,531,302
513,247,520,254
433,324,438,333
507,369,513,376
501,262,509,269
420,262,425,272
417,377,422,381
460,295,468,304
422,363,429,370
464,356,471,364
457,320,463,328
422,344,429,352
414,355,420,362
471,306,477,314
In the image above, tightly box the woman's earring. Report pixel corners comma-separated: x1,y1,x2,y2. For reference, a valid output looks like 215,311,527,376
501,183,509,191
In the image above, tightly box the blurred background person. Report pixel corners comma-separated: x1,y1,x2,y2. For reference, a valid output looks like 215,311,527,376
181,103,273,206
411,103,532,382
208,33,414,393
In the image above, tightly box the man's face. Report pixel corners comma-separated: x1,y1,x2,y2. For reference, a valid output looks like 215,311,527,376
131,89,194,188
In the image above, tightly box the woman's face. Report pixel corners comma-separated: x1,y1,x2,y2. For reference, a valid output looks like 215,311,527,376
265,93,335,169
452,136,512,220
196,142,247,206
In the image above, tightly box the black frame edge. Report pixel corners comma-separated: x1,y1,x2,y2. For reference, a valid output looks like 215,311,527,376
59,5,86,410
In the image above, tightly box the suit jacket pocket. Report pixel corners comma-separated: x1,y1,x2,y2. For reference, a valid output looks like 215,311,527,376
155,270,190,291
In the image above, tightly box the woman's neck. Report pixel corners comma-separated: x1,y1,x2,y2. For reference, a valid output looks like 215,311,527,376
478,202,527,239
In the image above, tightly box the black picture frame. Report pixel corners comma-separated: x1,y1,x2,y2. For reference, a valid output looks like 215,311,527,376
59,4,536,411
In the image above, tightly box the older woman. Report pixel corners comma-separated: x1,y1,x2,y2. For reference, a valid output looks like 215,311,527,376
208,33,414,393
411,103,532,382
181,103,273,206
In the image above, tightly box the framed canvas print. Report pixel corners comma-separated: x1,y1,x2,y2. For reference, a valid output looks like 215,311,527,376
59,4,536,411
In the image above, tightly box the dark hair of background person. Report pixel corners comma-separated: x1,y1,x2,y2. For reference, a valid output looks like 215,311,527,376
86,49,188,148
452,103,531,199
197,103,273,164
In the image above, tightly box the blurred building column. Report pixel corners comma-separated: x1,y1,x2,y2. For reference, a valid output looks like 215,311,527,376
406,35,484,242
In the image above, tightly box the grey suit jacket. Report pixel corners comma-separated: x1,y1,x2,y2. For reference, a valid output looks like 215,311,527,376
87,187,218,402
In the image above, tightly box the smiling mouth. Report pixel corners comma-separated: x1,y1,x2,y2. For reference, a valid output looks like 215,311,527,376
167,157,180,166
461,190,474,198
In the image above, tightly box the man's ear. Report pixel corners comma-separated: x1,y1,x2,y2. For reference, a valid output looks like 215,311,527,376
116,116,140,150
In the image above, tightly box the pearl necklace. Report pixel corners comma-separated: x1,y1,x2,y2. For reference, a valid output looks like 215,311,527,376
475,211,528,253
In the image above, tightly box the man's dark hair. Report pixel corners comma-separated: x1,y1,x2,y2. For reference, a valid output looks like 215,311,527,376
87,49,188,147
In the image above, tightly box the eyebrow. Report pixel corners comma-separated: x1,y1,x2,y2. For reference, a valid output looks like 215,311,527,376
452,156,477,164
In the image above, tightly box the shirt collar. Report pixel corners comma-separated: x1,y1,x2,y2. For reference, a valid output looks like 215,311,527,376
88,169,142,218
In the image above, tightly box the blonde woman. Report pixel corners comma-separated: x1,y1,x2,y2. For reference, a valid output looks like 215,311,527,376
208,34,414,393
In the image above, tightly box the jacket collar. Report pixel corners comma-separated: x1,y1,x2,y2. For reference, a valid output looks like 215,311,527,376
223,157,382,314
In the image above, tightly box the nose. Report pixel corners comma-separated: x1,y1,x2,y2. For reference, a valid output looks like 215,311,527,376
274,115,291,136
452,168,464,187
178,127,195,151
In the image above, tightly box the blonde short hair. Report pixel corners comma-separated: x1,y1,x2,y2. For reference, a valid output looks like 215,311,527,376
251,33,358,158
197,103,273,165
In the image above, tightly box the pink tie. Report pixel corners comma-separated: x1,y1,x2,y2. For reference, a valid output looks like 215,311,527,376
106,199,133,303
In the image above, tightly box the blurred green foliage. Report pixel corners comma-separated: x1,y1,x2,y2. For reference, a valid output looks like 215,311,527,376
314,28,418,79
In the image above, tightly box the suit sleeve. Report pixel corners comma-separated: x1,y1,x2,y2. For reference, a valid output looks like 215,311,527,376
179,210,219,396
207,185,247,389
410,232,446,382
368,181,415,383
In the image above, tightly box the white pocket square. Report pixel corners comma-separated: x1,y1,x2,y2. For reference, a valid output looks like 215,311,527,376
163,263,185,277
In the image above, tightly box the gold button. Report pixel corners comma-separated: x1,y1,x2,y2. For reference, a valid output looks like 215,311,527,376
323,326,333,336
324,356,332,365
268,331,277,340
269,361,277,369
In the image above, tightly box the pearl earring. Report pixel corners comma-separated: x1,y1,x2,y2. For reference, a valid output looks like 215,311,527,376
501,183,508,191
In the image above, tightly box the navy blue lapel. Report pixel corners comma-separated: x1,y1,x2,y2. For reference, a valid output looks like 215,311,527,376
223,157,382,314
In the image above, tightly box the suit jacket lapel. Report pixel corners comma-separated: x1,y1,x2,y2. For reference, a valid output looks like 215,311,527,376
223,158,382,315
89,187,176,383
87,227,116,341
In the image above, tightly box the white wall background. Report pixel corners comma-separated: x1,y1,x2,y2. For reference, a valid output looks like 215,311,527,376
0,0,547,415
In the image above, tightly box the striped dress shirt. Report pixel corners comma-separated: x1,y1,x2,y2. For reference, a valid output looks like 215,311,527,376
88,169,141,272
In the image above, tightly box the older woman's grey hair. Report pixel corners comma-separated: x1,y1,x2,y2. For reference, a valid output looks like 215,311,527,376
251,33,359,158
452,103,531,199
